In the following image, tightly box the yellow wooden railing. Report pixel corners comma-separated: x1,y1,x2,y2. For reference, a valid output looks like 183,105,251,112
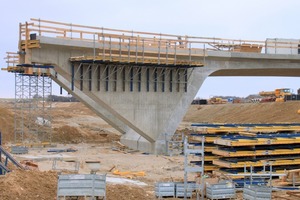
17,18,300,54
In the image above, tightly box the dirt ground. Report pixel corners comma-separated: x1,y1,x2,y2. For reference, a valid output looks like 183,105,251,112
1,100,300,199
183,101,300,124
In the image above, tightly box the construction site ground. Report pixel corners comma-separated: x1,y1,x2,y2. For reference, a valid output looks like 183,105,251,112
1,99,300,199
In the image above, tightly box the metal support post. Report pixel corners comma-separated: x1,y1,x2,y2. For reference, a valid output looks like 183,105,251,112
183,135,204,200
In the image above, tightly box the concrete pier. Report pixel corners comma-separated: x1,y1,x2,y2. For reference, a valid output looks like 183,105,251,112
10,19,300,153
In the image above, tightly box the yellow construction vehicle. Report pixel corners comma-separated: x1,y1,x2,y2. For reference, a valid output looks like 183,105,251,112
209,97,227,104
259,88,292,102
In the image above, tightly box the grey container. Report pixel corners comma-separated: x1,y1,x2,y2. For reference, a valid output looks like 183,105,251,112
155,182,175,197
243,185,271,200
57,174,106,200
175,182,195,198
206,181,236,200
11,146,28,154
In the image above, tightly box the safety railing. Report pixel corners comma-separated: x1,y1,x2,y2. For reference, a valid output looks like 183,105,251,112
4,52,19,67
18,18,300,56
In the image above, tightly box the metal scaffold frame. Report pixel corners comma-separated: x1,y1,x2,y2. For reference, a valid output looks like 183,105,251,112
14,71,52,145
183,136,204,200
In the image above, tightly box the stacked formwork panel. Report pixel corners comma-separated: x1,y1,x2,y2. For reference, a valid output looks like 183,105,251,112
189,133,220,172
191,123,300,179
190,123,242,173
213,133,300,177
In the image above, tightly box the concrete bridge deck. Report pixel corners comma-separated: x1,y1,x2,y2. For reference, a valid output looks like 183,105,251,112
3,18,300,153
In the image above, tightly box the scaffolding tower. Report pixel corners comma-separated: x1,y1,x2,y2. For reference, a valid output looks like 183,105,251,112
14,74,52,144
3,52,53,145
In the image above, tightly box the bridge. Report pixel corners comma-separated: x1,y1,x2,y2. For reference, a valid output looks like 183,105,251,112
3,18,300,153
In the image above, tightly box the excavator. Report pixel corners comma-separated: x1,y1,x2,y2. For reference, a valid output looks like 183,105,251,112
259,88,292,102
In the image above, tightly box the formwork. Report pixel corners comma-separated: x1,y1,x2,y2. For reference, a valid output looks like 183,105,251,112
189,133,220,172
190,123,300,182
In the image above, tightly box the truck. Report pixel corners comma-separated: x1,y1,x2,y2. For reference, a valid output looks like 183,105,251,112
259,88,292,102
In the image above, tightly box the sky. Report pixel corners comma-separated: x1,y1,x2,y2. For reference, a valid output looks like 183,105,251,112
1,0,300,99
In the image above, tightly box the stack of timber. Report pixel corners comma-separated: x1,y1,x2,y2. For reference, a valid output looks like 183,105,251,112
190,123,300,177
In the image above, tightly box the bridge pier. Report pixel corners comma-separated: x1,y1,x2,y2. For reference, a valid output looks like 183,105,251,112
8,19,300,155
22,36,205,154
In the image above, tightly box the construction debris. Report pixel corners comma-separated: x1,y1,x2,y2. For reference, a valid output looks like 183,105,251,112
11,146,28,154
111,141,139,154
20,160,38,171
112,170,146,178
47,147,77,153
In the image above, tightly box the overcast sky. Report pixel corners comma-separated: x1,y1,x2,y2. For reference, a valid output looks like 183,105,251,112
1,0,300,98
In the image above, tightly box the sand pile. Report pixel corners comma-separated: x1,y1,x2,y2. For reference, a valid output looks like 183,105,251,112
0,105,14,143
0,170,57,200
52,125,120,144
184,101,300,124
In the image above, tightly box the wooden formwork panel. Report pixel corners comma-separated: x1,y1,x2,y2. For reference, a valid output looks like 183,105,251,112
213,158,300,168
213,148,300,157
214,137,300,147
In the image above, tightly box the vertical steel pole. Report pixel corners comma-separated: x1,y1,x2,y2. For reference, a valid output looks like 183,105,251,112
184,136,188,200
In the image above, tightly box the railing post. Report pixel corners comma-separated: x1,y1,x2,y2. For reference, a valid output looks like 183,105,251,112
135,36,138,64
93,33,96,61
102,35,105,60
265,40,267,54
174,42,177,65
275,38,277,54
158,40,161,65
166,41,169,65
70,23,73,39
128,38,131,63
25,22,28,50
38,18,41,36
119,37,122,62
189,42,191,66
142,39,145,64
109,36,112,61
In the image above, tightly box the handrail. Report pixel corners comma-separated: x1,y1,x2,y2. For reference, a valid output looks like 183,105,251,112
18,18,300,55
3,52,19,66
